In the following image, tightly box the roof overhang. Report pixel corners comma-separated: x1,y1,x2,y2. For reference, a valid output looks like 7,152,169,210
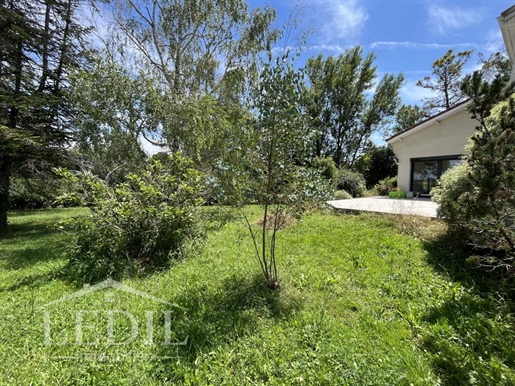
386,99,470,144
498,5,515,82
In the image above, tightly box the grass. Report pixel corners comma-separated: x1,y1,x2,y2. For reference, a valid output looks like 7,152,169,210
0,208,514,385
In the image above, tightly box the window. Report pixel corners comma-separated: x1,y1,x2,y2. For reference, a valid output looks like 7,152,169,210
410,156,461,195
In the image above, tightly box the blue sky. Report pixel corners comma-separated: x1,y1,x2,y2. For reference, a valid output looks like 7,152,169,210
83,0,513,151
249,0,512,107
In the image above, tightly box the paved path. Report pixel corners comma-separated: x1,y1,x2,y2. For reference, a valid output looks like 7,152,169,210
327,196,438,218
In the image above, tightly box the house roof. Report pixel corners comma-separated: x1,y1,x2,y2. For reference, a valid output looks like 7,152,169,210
386,99,471,144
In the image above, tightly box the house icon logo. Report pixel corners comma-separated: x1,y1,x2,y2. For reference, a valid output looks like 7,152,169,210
41,278,187,362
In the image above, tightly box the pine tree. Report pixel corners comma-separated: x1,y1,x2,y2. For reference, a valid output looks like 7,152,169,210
0,0,89,228
417,49,472,116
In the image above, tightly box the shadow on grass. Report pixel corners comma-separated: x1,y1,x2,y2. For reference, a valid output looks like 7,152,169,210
419,236,515,385
0,271,59,292
422,233,515,298
152,273,302,379
0,222,70,272
0,222,55,242
1,244,66,271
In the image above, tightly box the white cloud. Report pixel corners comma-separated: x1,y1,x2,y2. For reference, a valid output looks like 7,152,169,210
399,80,435,106
309,44,347,53
319,0,369,41
426,3,483,35
370,41,480,50
271,44,350,55
484,29,505,54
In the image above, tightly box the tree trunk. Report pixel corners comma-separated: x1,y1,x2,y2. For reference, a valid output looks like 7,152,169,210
0,156,11,229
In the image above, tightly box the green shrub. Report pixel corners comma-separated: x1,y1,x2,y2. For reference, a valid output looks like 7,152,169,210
9,180,52,209
58,153,206,281
432,73,515,271
336,169,366,197
374,176,397,196
333,190,352,200
354,144,398,188
9,176,63,209
432,162,472,223
312,156,338,181
388,188,406,199
10,171,86,210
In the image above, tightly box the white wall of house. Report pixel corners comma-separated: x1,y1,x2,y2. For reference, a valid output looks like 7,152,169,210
385,6,514,195
388,108,476,192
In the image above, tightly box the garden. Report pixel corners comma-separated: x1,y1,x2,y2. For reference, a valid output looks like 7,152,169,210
1,207,514,385
2,1,515,384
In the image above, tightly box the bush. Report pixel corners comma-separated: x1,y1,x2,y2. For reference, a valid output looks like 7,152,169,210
9,183,51,209
388,188,406,199
336,169,366,197
433,74,515,271
431,162,472,223
374,176,397,196
312,156,338,182
333,190,352,200
354,145,398,188
9,176,59,209
10,170,86,210
58,153,206,281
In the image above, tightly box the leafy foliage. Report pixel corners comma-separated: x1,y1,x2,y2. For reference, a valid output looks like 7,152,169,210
354,144,397,188
108,0,279,96
312,156,339,182
374,176,397,196
388,188,407,199
432,72,515,272
432,162,472,226
219,58,331,288
336,169,366,198
8,174,83,210
391,104,425,134
97,0,280,165
58,153,205,281
305,48,404,167
333,189,352,200
478,51,511,82
68,60,152,182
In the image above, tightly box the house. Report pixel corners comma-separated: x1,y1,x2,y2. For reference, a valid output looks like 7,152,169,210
386,5,515,196
385,101,474,195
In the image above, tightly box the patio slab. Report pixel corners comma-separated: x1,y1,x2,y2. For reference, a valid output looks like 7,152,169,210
327,196,438,218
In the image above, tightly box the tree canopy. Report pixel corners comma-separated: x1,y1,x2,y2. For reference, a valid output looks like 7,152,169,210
0,0,90,228
391,104,425,134
417,49,472,115
305,47,404,167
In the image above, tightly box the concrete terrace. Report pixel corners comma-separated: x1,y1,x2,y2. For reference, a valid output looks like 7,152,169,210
327,196,438,218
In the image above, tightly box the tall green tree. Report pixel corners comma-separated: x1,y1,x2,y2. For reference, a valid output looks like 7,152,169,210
305,47,404,167
100,0,280,161
68,59,150,183
354,144,397,188
0,0,89,228
417,49,473,115
391,104,425,134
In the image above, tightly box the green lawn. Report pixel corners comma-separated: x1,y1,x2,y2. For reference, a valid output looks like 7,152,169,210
0,208,514,385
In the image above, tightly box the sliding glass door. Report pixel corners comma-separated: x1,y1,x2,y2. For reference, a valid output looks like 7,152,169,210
412,160,438,195
410,156,461,195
